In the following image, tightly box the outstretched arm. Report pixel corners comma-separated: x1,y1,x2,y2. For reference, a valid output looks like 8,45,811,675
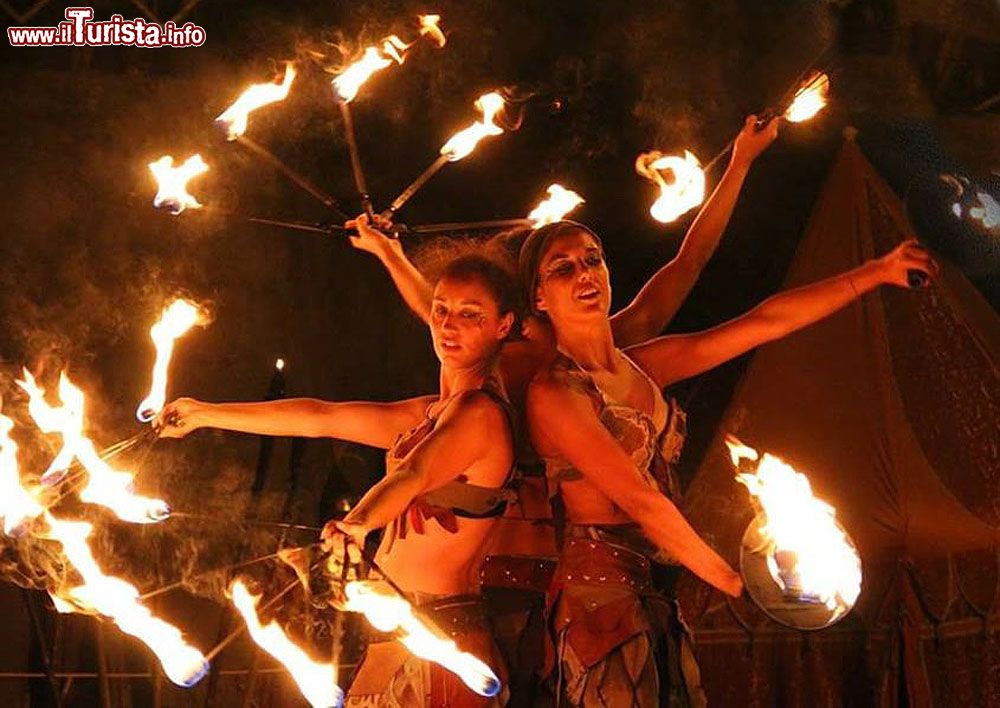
347,213,433,324
629,240,938,388
611,115,780,346
154,394,432,449
323,391,512,545
526,377,742,596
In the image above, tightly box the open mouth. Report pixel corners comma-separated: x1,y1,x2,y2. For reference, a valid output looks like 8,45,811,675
575,286,600,302
439,340,461,352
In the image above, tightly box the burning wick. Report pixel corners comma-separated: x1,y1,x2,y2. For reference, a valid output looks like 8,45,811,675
635,150,706,224
783,71,831,123
136,299,205,423
230,580,343,708
343,581,502,697
527,184,585,227
418,14,446,47
725,435,862,617
382,92,506,219
332,36,410,103
149,154,209,215
215,64,297,141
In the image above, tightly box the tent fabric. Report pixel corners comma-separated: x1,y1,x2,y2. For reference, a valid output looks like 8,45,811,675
676,136,1000,707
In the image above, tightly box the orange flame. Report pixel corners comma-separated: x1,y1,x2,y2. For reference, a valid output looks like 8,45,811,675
419,14,446,47
44,512,209,686
725,436,862,616
527,184,585,227
784,72,830,123
333,36,411,103
216,64,297,141
18,371,171,523
230,580,343,708
440,92,506,162
137,299,205,423
343,581,502,697
635,150,706,223
0,414,43,535
149,154,209,215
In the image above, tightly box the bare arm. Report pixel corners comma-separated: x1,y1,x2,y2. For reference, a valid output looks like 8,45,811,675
155,395,432,449
629,240,938,388
611,116,780,346
324,391,512,543
347,213,432,324
526,377,742,596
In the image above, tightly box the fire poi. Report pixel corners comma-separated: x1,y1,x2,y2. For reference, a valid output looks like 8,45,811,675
726,436,862,628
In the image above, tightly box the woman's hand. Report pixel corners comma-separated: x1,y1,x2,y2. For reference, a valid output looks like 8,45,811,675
875,239,939,289
345,213,399,258
320,518,367,564
154,397,205,438
731,114,780,168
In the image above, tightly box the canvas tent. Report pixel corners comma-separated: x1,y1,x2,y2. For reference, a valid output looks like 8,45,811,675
677,133,1000,707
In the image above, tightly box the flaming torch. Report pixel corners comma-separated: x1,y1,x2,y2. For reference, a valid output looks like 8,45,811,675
343,580,502,697
136,299,205,424
783,71,831,124
382,92,506,220
230,580,344,708
418,15,446,47
215,64,297,142
635,150,706,224
19,371,171,523
726,436,862,628
149,154,209,215
527,184,585,227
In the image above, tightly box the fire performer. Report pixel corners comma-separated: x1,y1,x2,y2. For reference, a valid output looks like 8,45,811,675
155,245,524,706
343,115,779,701
518,224,937,705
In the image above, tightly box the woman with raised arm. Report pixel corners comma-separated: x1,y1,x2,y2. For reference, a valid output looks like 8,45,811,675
156,249,524,707
346,116,778,700
519,219,936,705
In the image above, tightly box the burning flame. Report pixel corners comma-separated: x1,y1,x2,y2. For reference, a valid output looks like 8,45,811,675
343,581,501,697
45,512,209,687
528,184,585,227
0,414,43,535
216,64,297,141
419,15,446,47
149,154,209,215
635,150,706,223
440,92,506,162
231,580,343,708
726,436,862,617
0,408,204,685
136,299,204,424
332,36,411,103
784,72,830,123
18,371,171,523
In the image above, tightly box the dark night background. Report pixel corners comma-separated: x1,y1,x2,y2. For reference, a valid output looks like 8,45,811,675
0,0,997,705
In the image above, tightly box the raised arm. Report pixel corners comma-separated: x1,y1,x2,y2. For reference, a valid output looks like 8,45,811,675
154,394,432,449
526,376,742,596
346,213,432,324
629,240,938,388
323,391,512,545
610,115,780,346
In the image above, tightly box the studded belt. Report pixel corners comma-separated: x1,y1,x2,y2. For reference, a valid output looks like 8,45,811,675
480,554,557,593
555,534,652,592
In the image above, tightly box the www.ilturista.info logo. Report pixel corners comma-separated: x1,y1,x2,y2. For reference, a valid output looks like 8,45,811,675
8,7,206,47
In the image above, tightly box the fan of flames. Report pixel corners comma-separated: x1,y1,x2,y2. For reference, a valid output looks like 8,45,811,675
726,435,861,618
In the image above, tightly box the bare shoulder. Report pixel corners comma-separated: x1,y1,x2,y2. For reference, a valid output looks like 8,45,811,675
442,389,509,430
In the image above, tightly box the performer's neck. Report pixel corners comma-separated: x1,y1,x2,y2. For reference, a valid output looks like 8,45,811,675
439,360,495,400
553,320,617,371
